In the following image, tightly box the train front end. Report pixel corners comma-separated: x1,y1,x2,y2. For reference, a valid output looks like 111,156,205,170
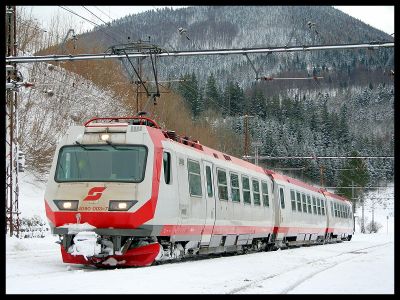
44,117,164,267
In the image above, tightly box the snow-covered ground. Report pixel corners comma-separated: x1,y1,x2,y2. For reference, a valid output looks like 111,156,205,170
6,172,395,294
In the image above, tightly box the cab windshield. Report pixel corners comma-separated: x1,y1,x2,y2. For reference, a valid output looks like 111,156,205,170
55,145,147,182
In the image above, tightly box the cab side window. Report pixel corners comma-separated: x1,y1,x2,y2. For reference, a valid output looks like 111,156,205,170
279,187,285,209
163,152,171,184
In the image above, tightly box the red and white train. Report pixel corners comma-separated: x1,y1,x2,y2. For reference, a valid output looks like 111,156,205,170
44,116,354,267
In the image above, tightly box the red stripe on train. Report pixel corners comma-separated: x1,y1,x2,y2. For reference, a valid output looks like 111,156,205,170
159,225,275,236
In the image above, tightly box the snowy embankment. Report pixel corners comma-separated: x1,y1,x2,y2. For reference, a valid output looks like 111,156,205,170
6,173,394,294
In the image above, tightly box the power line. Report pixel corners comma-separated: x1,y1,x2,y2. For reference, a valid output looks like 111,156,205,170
93,6,113,21
59,6,101,28
58,6,120,44
80,6,129,44
82,6,109,26
7,41,394,64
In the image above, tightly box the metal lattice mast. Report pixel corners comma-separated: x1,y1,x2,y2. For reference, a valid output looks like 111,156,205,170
5,5,20,237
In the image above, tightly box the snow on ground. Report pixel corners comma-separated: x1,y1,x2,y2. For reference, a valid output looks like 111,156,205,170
6,232,394,294
17,171,47,220
6,175,394,294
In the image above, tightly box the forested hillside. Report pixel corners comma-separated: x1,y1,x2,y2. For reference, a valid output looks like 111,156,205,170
32,6,394,188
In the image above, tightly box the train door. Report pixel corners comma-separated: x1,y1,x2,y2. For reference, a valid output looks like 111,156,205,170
200,161,216,245
278,185,286,224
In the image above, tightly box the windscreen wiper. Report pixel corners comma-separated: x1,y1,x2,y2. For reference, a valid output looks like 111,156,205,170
75,141,88,150
106,140,131,150
75,141,105,151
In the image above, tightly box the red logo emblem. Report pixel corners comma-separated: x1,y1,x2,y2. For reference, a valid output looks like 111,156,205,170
83,187,106,201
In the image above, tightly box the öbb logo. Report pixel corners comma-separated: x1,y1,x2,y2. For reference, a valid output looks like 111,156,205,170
83,187,106,201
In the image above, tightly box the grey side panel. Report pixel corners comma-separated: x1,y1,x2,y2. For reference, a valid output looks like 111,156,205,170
224,235,236,247
53,225,162,236
209,235,222,247
237,234,251,245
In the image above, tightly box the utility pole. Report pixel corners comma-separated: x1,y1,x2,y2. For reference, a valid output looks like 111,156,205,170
387,215,389,235
244,114,249,159
361,192,365,233
136,39,143,114
6,5,20,237
352,180,355,232
252,141,262,166
243,114,254,160
371,200,375,232
319,164,325,187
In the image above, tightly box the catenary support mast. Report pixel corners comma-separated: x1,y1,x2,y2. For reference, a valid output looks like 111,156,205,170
5,5,20,237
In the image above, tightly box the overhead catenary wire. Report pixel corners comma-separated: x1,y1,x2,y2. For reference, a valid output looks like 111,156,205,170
7,41,394,64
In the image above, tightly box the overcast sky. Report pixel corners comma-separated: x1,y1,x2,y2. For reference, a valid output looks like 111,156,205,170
23,5,394,35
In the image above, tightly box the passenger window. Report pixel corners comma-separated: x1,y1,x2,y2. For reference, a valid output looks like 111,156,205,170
262,181,270,207
252,179,261,206
296,191,302,212
317,198,321,215
242,176,251,204
334,202,337,217
205,166,213,197
302,194,307,213
291,190,296,211
217,169,228,201
330,202,334,217
321,199,325,215
307,195,312,214
188,160,202,197
163,152,171,184
312,197,317,214
230,173,240,202
279,187,285,209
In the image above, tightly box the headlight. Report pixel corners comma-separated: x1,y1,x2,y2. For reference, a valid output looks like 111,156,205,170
53,200,79,211
100,134,110,141
109,200,137,211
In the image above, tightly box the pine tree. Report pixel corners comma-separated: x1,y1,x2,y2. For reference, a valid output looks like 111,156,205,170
336,151,370,232
204,73,221,111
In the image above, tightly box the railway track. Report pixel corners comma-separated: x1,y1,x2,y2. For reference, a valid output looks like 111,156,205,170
228,241,392,294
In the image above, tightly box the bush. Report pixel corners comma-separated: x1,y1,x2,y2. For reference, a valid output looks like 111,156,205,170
365,221,383,233
19,215,50,238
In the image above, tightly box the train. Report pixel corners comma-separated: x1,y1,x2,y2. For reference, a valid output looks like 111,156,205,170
44,116,354,267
